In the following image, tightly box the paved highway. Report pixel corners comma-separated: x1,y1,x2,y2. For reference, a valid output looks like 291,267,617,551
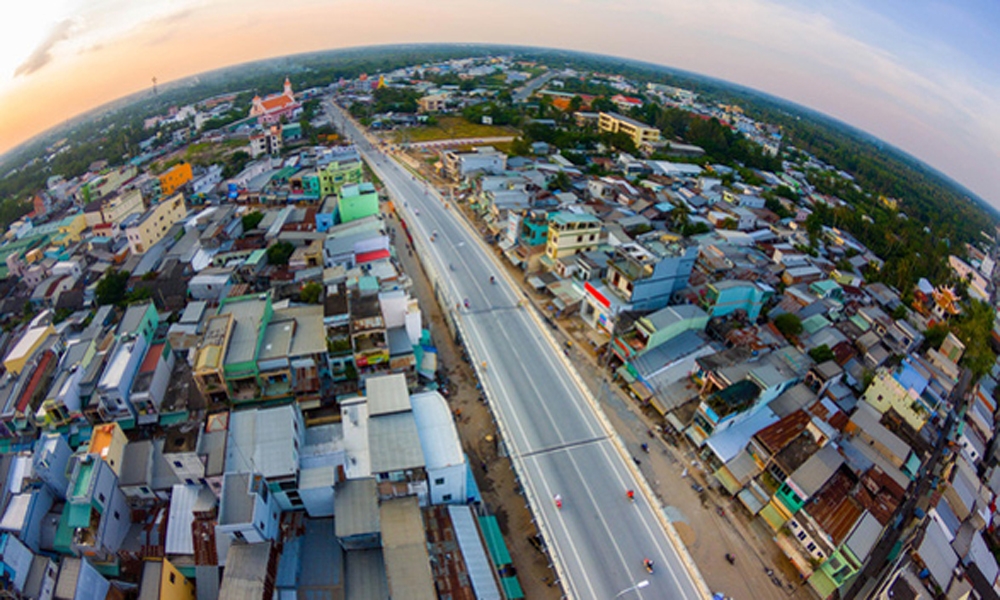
327,101,708,600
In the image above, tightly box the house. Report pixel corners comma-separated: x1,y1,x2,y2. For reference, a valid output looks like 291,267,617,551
598,112,659,147
218,541,279,600
130,342,176,426
443,147,507,181
215,472,281,548
53,557,110,600
338,182,379,224
65,453,130,561
225,404,304,511
95,334,149,426
545,211,603,261
334,478,381,550
701,280,774,322
126,193,187,254
411,391,469,504
159,163,193,198
417,93,448,113
138,558,197,600
380,497,436,600
630,304,709,354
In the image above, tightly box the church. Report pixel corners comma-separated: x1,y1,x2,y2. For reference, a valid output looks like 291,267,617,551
249,78,303,125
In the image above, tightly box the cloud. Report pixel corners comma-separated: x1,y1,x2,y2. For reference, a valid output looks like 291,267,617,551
14,19,74,77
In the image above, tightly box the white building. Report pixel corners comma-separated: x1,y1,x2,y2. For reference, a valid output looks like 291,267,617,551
130,342,175,426
192,164,224,196
411,392,468,505
96,336,148,423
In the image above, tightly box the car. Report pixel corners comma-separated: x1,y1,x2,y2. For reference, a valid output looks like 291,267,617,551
691,483,705,493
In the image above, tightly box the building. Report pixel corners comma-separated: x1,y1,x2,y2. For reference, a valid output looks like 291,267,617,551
65,453,130,561
96,188,145,226
95,335,149,426
701,280,774,321
417,94,448,113
138,558,197,600
443,147,507,181
159,162,193,198
411,391,469,504
126,193,187,254
317,150,363,197
249,77,302,126
226,404,305,511
545,211,603,261
192,293,326,405
598,112,660,147
130,342,176,426
3,324,56,375
248,126,283,158
338,182,379,224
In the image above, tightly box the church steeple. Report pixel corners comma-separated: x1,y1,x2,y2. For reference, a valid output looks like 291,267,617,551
284,77,293,99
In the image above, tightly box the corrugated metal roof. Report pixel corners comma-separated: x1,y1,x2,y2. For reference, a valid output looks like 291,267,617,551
448,506,501,600
344,549,388,600
368,413,424,474
54,557,80,600
166,484,217,555
379,497,435,600
335,478,379,538
365,373,410,416
788,444,844,499
138,561,162,600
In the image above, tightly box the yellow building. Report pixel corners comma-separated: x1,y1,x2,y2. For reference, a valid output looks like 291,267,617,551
140,558,196,600
53,214,87,246
159,162,193,197
88,422,128,476
3,325,55,375
193,313,234,404
126,193,187,254
598,112,660,147
99,189,145,226
545,211,603,261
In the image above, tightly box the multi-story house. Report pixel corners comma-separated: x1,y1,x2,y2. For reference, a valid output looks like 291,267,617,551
545,211,603,262
338,182,379,224
126,192,187,254
216,472,281,547
317,150,363,197
65,453,130,562
95,334,148,426
700,280,774,321
598,111,660,146
226,404,304,511
350,290,388,379
158,162,193,198
130,342,175,425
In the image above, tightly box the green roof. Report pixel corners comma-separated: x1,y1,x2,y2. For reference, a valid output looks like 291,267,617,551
501,577,525,599
54,509,74,554
67,502,91,528
246,249,267,265
477,515,512,566
802,314,832,335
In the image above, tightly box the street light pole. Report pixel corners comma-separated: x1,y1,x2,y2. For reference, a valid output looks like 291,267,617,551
614,579,650,598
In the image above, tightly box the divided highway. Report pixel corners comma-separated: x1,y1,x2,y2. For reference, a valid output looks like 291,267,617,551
327,101,708,600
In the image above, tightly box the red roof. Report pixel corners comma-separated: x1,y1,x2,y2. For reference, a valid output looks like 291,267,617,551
356,249,391,264
17,350,55,413
260,95,296,113
139,342,165,374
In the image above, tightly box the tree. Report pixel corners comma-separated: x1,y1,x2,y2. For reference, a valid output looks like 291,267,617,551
568,95,583,113
547,171,571,192
922,323,950,351
891,304,908,320
591,97,615,113
266,241,295,266
242,211,264,231
300,281,324,304
96,269,131,307
808,345,835,364
774,313,803,339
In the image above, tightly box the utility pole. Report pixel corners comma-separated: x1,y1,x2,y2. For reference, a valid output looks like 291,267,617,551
152,76,158,96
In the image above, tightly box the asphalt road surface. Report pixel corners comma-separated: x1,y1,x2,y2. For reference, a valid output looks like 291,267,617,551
327,101,707,600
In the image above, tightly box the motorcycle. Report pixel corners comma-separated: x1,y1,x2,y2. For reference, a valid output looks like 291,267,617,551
626,490,635,502
554,495,563,509
643,559,654,574
725,553,735,565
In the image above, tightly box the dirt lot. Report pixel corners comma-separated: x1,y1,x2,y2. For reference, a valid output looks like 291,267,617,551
383,206,562,600
390,116,518,143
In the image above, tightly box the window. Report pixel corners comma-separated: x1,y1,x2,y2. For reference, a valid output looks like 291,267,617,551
233,531,246,542
797,532,807,541
169,573,176,584
173,460,183,468
435,478,445,485
114,511,120,520
185,479,195,485
807,542,817,552
442,494,452,502
98,493,105,504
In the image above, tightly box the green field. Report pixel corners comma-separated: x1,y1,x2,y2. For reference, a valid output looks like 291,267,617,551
394,116,518,143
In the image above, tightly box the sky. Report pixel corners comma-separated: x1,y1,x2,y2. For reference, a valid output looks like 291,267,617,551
0,0,998,206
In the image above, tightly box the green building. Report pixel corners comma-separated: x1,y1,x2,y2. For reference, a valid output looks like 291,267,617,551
338,182,379,224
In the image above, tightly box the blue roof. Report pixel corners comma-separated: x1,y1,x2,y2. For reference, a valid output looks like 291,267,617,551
893,361,929,395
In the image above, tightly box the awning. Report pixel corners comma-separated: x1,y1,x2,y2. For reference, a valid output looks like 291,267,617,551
498,239,515,252
629,380,654,402
356,248,391,264
478,516,512,567
649,394,667,416
500,577,525,599
527,276,546,290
